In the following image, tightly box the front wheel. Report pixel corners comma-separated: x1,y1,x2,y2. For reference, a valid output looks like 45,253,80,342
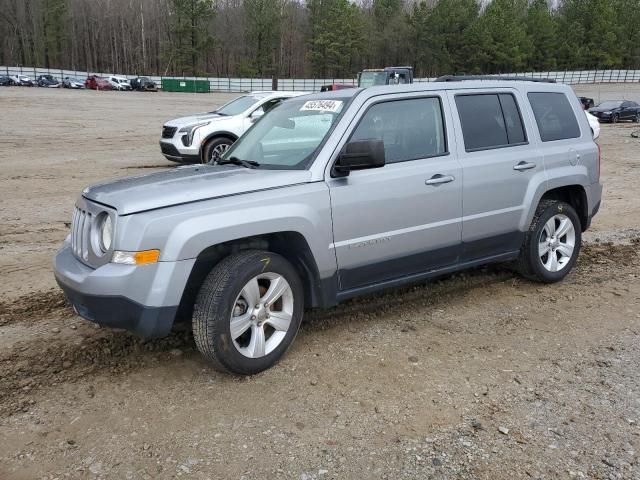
202,137,233,165
193,250,304,375
634,112,640,123
612,114,619,123
517,200,582,283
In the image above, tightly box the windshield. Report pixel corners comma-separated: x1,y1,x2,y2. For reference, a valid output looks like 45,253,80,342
597,101,623,109
359,71,388,87
222,97,349,170
215,95,262,116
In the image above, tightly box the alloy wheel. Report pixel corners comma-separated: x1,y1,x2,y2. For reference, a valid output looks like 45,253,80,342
208,143,230,164
230,273,294,358
538,214,576,273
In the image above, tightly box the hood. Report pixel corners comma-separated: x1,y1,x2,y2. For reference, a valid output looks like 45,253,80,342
164,112,229,128
82,165,312,215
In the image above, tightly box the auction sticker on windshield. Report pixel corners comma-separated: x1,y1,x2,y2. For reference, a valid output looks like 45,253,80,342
301,100,343,113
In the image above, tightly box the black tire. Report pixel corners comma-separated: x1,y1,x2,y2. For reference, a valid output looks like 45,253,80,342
612,114,619,123
634,113,640,123
193,250,304,375
517,200,582,283
202,136,234,164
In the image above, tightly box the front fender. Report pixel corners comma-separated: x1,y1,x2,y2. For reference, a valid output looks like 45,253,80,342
115,182,337,280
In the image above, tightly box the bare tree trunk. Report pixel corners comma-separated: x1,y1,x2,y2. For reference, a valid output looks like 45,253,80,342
140,0,146,72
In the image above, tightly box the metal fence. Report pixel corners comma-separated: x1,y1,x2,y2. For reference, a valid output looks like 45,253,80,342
3,65,639,93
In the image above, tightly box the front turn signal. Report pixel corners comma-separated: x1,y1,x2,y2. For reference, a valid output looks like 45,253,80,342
112,249,160,265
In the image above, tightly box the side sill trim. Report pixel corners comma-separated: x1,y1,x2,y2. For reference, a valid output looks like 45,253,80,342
335,250,519,302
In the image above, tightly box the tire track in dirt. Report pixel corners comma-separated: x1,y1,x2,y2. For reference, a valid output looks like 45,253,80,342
0,240,637,418
0,289,73,327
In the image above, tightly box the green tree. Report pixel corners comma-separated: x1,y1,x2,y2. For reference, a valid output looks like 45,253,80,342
408,2,434,75
308,0,364,77
472,0,531,73
410,0,479,76
371,0,406,66
615,0,640,67
559,0,624,69
168,0,215,76
244,0,282,77
526,0,558,71
42,0,68,68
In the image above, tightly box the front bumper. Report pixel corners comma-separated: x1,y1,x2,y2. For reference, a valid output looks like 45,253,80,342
591,113,612,122
53,243,195,337
159,140,200,163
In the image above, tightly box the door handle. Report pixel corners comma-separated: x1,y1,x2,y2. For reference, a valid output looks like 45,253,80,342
425,174,455,186
513,161,536,171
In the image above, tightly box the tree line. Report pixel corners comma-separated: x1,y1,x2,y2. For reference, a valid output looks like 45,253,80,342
1,0,638,79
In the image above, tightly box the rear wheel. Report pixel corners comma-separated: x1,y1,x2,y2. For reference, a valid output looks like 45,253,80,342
634,112,640,123
202,137,234,165
517,200,581,283
193,250,304,375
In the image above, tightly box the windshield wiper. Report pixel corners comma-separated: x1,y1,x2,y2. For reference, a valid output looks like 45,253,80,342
218,156,260,169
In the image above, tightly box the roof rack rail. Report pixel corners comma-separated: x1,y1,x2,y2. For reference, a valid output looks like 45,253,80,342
434,75,556,83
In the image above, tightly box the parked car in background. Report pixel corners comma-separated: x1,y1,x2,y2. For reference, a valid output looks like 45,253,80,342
320,83,353,92
62,77,85,89
579,96,595,109
130,76,157,91
10,74,34,86
36,74,60,88
588,100,640,123
85,75,113,90
585,111,600,139
160,91,307,164
0,76,13,86
107,76,132,91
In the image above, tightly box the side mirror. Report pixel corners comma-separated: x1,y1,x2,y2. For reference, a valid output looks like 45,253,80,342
250,109,264,122
333,139,385,176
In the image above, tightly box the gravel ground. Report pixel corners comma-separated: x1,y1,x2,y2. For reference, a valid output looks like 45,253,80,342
0,85,639,480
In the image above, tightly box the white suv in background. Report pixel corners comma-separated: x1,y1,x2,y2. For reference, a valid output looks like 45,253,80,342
108,76,132,91
160,91,307,164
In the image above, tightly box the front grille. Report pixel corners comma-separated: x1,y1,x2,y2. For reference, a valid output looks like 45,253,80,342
71,207,93,262
162,126,177,138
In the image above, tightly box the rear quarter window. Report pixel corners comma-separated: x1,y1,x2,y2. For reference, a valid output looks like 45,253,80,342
527,92,580,142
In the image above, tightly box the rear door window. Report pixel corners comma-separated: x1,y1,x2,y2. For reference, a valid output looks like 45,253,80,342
527,92,580,142
455,93,527,151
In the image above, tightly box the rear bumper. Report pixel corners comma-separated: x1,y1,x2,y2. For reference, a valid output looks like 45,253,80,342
584,182,603,230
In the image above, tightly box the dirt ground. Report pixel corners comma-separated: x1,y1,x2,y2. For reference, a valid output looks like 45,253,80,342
0,85,639,480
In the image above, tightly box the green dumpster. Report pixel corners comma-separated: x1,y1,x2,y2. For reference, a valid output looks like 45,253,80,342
162,78,210,93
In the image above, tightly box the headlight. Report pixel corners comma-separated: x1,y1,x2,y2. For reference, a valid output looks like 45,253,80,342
603,111,611,115
100,215,113,252
179,121,210,146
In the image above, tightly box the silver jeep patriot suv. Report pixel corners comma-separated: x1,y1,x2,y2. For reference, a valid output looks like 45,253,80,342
54,78,602,374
